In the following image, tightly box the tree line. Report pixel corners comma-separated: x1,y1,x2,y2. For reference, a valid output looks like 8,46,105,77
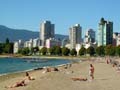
0,38,13,54
18,44,120,57
0,38,119,57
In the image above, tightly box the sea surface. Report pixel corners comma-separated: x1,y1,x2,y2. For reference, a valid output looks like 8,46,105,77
0,57,77,75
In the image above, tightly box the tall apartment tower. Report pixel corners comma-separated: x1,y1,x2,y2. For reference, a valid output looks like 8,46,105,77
84,29,95,44
40,21,55,46
69,24,82,49
98,18,113,46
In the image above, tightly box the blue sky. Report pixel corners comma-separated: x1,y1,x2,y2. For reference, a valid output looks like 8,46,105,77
0,0,120,35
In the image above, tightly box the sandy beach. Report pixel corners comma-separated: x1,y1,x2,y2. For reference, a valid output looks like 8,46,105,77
0,57,120,90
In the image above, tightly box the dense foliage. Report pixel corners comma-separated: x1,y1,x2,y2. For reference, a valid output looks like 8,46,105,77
0,38,13,54
20,47,30,55
55,46,62,55
62,47,70,56
86,46,95,56
18,44,120,57
70,49,77,56
40,47,47,55
116,45,120,56
1,40,120,57
105,45,116,56
79,46,86,56
96,46,105,56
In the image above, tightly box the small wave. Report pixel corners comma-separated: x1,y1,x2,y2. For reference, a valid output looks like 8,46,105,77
0,68,35,76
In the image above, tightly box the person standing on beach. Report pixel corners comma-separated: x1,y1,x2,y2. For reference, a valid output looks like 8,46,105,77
89,64,94,80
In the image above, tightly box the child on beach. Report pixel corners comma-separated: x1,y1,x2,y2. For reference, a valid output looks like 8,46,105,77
89,64,94,80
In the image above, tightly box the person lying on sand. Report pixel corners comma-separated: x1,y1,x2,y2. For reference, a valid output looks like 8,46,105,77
42,67,59,73
53,67,59,71
71,77,87,81
5,79,26,88
25,72,35,80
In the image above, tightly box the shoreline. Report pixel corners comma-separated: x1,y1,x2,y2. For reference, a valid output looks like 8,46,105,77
0,55,108,77
0,56,119,79
0,54,90,60
0,60,75,77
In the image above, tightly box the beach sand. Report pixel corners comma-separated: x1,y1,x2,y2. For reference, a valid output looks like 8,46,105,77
0,58,120,90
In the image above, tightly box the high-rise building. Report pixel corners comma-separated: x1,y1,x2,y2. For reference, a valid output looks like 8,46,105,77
113,32,120,46
69,24,82,49
84,29,95,44
40,21,55,46
98,18,113,46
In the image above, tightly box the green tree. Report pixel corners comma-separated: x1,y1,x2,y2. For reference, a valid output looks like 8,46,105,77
0,43,4,54
18,48,22,54
21,47,30,55
31,47,39,54
105,45,116,56
70,49,77,56
62,47,70,56
4,43,13,54
40,47,47,55
79,46,86,56
55,46,62,55
110,46,116,56
48,47,55,55
96,46,105,56
6,38,9,44
116,45,120,56
86,46,95,56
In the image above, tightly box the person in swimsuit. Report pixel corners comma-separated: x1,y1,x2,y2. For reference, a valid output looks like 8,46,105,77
89,64,94,80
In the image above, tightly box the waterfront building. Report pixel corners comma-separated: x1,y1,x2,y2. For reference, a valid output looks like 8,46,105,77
46,38,61,48
69,24,82,49
84,29,95,44
61,38,69,47
24,39,33,48
84,42,97,49
113,32,120,46
14,40,24,53
98,18,113,46
117,34,120,46
33,38,40,47
40,21,55,46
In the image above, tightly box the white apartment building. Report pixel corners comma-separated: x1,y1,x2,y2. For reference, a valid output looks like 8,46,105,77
14,40,24,53
46,38,61,48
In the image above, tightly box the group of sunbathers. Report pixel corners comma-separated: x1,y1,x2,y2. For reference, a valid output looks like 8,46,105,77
5,63,95,88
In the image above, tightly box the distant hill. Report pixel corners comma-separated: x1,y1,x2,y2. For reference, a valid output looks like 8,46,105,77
0,25,68,42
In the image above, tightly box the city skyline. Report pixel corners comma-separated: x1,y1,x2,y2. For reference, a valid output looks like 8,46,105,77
0,0,120,35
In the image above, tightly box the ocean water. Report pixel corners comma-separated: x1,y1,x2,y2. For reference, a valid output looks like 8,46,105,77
0,57,74,75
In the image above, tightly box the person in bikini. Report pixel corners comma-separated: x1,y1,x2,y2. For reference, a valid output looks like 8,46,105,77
5,79,26,88
89,64,94,80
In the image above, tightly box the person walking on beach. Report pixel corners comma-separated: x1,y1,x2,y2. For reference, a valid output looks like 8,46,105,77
89,64,94,80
